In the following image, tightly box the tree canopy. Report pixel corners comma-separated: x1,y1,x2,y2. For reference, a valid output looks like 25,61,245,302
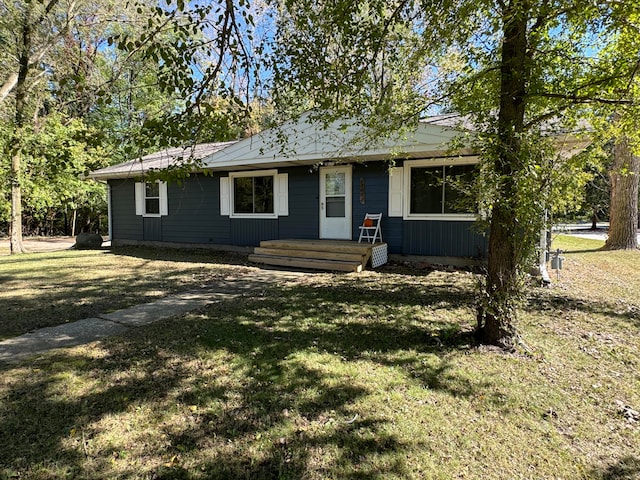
3,0,640,347
268,0,640,347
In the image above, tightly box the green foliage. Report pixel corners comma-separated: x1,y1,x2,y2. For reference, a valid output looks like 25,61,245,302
0,113,109,235
110,0,266,150
269,0,640,344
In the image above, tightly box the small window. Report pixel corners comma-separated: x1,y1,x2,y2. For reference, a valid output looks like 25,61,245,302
145,182,160,215
135,180,167,217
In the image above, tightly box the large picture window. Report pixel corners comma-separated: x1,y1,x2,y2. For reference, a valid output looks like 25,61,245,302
226,170,281,218
221,170,288,218
234,175,274,214
400,159,478,220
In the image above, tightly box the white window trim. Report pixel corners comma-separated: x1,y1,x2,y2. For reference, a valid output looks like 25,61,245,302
135,180,168,217
229,169,279,219
403,157,479,221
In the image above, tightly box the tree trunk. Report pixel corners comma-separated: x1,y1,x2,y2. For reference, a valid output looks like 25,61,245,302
0,72,19,104
72,208,77,237
476,0,529,350
9,148,25,254
604,135,639,250
9,5,33,255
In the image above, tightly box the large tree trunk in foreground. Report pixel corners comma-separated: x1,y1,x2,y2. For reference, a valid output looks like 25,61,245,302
476,0,529,349
604,135,639,250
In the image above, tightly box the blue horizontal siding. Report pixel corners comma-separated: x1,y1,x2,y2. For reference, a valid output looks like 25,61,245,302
351,162,389,241
109,180,143,241
108,167,487,258
402,220,488,258
162,176,231,244
279,167,319,239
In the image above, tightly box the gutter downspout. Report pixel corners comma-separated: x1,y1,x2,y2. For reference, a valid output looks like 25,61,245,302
106,182,112,242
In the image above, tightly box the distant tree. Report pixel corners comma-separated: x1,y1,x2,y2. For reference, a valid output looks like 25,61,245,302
1,0,111,251
584,160,610,230
20,114,109,235
0,0,182,245
604,133,639,250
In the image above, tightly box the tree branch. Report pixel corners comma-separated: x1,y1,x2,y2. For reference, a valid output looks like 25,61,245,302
0,73,18,102
528,91,634,105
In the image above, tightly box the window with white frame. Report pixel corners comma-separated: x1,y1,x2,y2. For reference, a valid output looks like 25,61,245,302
389,158,478,220
221,170,288,218
234,174,274,214
135,180,168,217
144,181,161,214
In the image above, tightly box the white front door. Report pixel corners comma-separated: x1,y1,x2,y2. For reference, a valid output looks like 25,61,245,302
319,165,352,239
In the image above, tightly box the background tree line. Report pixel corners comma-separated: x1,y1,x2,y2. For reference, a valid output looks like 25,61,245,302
0,0,269,239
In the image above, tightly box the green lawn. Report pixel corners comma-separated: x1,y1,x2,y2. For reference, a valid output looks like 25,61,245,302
0,247,253,341
1,237,639,479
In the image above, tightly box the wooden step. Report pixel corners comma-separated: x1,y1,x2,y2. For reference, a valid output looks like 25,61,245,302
248,254,363,273
260,239,376,255
254,247,365,263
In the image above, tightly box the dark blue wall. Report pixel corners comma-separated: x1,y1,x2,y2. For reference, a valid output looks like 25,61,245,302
161,175,230,244
402,220,487,258
279,167,320,239
108,166,487,258
350,162,401,251
109,179,143,241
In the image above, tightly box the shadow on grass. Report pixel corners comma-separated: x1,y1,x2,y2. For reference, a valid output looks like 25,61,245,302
109,245,251,266
561,248,605,254
0,247,254,340
525,287,640,330
589,456,640,480
0,276,489,479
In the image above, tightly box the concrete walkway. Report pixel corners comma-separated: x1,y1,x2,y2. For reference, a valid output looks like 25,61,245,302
0,270,306,365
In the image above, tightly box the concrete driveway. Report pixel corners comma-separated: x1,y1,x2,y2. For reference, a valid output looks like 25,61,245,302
1,236,77,254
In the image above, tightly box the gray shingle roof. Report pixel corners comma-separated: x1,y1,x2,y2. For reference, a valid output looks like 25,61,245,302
88,141,237,180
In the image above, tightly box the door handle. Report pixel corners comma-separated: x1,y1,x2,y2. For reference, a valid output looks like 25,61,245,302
321,202,324,210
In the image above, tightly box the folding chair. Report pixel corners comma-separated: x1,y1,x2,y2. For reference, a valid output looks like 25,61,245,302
358,213,382,243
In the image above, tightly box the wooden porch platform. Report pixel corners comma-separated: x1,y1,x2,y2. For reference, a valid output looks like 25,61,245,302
249,239,388,272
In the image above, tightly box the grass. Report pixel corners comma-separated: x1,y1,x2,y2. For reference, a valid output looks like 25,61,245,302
0,246,253,340
0,237,639,479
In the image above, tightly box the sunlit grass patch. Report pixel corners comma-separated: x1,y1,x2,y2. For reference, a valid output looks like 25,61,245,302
0,246,254,340
1,241,639,478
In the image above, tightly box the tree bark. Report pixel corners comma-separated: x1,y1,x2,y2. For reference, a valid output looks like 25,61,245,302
9,149,25,254
0,72,19,103
604,135,639,250
9,6,33,255
476,0,529,349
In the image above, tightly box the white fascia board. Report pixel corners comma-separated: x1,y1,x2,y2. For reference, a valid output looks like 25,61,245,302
203,127,465,171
